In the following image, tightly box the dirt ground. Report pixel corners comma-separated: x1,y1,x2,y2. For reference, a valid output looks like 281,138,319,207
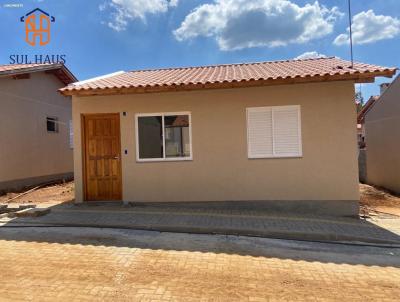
360,183,400,217
1,181,400,217
0,181,74,204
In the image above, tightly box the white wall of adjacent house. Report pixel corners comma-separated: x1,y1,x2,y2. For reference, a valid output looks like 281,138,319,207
0,71,73,184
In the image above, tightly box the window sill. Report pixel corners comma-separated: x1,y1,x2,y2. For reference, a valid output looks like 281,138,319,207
136,157,193,163
248,154,303,159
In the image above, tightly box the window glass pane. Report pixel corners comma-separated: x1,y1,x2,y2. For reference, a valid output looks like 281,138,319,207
47,117,58,132
138,116,163,159
164,115,190,158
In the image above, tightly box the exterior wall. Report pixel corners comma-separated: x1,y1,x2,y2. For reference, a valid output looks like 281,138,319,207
358,149,367,183
365,76,400,194
0,72,73,190
72,81,359,214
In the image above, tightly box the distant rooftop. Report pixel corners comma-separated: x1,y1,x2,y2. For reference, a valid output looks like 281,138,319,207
0,63,76,85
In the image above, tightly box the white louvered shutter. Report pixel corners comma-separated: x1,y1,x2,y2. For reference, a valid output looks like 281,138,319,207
247,105,302,158
273,106,302,157
247,107,273,158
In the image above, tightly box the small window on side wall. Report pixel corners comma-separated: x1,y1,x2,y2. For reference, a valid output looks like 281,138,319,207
46,117,59,133
136,113,192,161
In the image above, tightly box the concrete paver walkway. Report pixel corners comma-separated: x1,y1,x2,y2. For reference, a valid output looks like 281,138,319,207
0,227,399,301
1,203,400,244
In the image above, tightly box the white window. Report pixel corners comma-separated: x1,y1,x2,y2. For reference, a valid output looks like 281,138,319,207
247,105,302,158
135,112,192,162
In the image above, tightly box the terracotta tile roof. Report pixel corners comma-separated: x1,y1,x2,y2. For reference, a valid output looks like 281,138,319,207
0,63,47,73
357,95,380,124
60,57,397,96
0,63,77,85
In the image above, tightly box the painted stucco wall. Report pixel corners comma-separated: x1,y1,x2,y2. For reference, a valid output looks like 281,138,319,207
365,76,400,194
72,81,359,211
0,72,73,186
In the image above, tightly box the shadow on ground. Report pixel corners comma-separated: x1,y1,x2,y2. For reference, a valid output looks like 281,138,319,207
1,201,400,267
0,225,399,268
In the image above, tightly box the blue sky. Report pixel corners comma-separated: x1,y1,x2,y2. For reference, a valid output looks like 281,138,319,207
0,0,399,101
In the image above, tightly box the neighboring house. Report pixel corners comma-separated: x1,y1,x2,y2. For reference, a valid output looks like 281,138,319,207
0,63,77,193
357,95,379,149
357,83,390,149
60,57,396,217
364,75,400,194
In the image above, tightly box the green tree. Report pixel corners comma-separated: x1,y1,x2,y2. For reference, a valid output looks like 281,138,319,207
355,91,364,113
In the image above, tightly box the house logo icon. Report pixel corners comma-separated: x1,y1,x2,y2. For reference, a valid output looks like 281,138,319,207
20,8,55,46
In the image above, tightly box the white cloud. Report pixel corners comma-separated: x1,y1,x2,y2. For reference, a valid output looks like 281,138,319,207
174,0,343,50
99,3,107,11
334,10,400,45
103,0,178,31
294,51,327,60
169,0,179,7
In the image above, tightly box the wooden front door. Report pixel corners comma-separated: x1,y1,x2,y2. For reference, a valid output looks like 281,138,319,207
82,114,122,201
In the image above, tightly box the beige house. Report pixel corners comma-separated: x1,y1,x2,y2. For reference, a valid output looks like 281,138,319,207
0,63,76,192
365,75,400,194
60,57,396,217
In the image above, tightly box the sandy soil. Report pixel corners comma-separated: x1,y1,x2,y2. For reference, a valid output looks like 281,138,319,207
360,183,400,217
0,181,74,204
1,181,400,216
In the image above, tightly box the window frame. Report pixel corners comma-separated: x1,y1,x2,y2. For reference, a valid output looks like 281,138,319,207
46,116,59,133
135,112,193,162
246,105,302,159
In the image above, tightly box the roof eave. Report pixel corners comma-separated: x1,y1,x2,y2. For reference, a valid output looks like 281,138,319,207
0,64,77,85
59,64,78,83
0,64,61,78
59,69,397,97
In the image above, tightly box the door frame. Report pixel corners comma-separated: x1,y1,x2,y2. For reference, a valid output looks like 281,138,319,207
81,113,123,201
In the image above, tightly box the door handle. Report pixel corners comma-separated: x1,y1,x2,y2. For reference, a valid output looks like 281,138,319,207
113,156,120,160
